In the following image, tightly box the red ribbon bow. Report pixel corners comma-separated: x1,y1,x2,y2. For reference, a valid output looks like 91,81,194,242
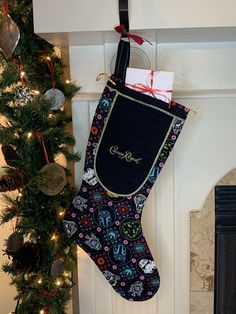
125,69,173,106
114,25,151,45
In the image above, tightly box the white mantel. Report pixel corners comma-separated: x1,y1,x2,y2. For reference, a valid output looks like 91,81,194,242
33,0,236,46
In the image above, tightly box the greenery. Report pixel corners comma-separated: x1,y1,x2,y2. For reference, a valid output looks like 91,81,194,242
0,0,80,313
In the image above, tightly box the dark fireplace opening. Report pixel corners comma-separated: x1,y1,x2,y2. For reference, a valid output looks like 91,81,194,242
215,186,236,314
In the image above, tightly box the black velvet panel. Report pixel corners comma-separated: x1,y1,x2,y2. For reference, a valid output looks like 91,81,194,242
95,94,173,195
108,79,189,120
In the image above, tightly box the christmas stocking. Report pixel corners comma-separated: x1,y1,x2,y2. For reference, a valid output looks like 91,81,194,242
63,39,189,301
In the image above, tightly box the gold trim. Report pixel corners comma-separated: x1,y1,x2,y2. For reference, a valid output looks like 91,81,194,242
96,73,116,86
189,108,197,116
94,90,179,196
112,88,186,120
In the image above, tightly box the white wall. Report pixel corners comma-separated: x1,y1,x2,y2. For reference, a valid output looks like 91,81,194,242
0,139,17,314
33,0,236,32
69,41,236,314
0,222,17,314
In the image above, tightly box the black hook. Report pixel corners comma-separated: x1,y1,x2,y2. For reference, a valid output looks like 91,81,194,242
119,0,129,33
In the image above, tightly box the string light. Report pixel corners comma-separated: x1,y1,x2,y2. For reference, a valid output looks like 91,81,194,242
65,80,70,84
58,210,64,218
39,310,45,314
46,56,51,61
77,248,80,254
51,234,58,241
55,279,62,286
37,278,43,284
63,271,70,277
20,71,25,78
18,192,22,197
33,90,40,95
27,132,33,138
48,114,53,119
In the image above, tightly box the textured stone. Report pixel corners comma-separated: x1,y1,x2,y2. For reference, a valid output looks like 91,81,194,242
190,292,213,314
190,168,236,312
190,190,214,292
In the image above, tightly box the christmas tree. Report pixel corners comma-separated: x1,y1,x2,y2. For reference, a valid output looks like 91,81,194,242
0,0,80,313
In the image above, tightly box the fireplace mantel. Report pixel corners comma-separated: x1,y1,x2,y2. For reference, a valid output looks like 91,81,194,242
32,0,236,46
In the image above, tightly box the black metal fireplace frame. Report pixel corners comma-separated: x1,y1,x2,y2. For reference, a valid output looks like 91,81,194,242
215,185,236,314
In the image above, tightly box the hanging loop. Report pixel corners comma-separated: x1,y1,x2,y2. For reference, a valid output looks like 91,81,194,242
119,0,129,34
113,0,130,80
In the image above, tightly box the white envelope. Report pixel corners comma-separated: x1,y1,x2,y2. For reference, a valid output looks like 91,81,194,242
125,67,174,103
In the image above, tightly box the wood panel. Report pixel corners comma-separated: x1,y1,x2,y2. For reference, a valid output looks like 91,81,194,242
69,41,236,314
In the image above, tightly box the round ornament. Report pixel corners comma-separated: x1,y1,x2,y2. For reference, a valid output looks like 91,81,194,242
51,258,65,278
39,163,67,196
7,232,24,253
45,88,65,110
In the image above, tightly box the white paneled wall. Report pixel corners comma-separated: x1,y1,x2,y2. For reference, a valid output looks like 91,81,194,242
70,42,157,93
70,42,236,314
70,42,236,92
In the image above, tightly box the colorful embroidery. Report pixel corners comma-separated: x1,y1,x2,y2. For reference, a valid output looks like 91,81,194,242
64,85,188,301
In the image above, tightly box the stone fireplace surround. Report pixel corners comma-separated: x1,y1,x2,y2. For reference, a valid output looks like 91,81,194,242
190,168,236,313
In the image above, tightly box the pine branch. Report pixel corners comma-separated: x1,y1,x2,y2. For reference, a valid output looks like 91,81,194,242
0,205,19,225
0,0,80,311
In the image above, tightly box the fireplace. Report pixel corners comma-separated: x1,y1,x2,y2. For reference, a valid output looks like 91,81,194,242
215,185,236,314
